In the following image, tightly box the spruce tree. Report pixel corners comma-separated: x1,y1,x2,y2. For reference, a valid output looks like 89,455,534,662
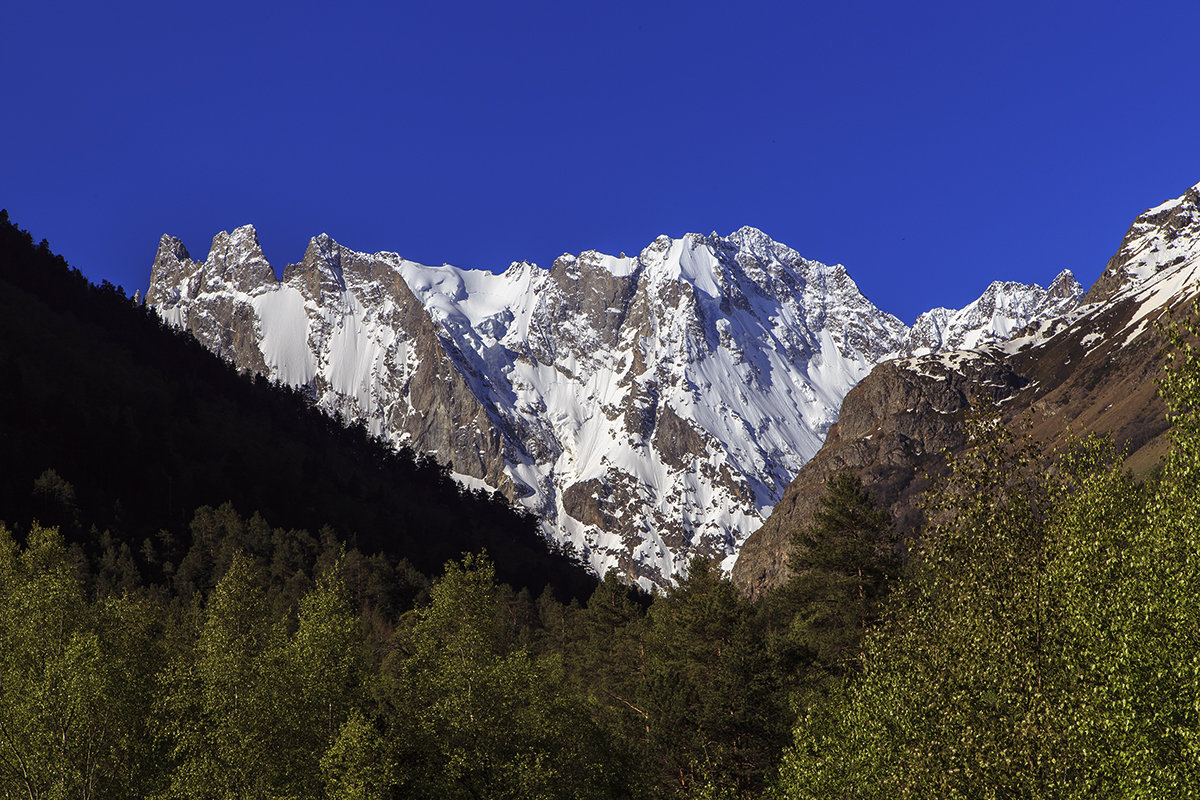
770,470,897,705
642,556,787,796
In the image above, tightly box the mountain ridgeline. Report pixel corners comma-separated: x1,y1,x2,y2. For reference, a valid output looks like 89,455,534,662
146,224,1081,587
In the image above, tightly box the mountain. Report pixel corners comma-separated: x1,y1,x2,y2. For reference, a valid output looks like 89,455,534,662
906,270,1081,352
732,181,1200,596
147,225,1080,587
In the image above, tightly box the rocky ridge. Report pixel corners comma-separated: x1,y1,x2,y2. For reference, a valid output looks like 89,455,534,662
148,228,515,493
147,225,1079,588
732,181,1200,597
907,270,1081,352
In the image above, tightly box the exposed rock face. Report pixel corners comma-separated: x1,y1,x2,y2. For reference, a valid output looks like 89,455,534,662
146,229,273,375
147,224,1078,588
732,181,1200,598
731,351,1027,597
407,227,914,587
148,226,514,495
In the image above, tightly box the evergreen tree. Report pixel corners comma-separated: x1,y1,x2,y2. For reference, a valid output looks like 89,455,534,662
775,371,1200,798
776,409,1067,797
568,570,650,749
383,553,629,799
769,470,897,708
642,556,787,797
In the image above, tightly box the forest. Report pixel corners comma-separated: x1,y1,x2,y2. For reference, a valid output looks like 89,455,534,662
2,213,1199,798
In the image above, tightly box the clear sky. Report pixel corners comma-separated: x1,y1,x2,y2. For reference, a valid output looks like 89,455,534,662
4,0,1199,324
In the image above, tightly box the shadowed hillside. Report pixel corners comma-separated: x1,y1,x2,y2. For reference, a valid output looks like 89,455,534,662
0,210,597,601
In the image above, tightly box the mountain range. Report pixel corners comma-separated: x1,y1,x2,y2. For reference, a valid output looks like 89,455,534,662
146,222,1084,587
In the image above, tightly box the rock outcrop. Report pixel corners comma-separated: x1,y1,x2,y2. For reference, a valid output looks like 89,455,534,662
731,351,1027,597
148,226,514,495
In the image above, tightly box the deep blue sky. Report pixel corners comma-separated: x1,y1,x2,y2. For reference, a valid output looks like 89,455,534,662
4,0,1199,323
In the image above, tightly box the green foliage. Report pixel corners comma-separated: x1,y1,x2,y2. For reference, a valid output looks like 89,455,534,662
0,524,163,800
158,552,286,798
770,471,897,710
776,409,1083,798
1121,307,1200,793
384,552,630,800
158,551,365,799
776,347,1200,799
565,570,650,744
31,468,80,535
13,213,1199,798
320,710,395,800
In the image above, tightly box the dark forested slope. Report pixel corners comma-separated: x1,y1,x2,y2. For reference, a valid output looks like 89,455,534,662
0,210,595,600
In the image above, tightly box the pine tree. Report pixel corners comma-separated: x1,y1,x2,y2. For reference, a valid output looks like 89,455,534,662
642,556,787,796
770,470,897,707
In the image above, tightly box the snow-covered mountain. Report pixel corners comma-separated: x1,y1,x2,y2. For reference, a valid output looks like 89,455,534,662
905,270,1082,353
146,225,1078,587
1081,182,1200,307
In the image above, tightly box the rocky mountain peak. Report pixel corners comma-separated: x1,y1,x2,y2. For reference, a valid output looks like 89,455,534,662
905,272,1082,355
503,259,539,278
299,233,343,270
205,225,275,295
639,234,676,263
1046,268,1080,300
307,232,341,261
629,228,826,312
734,180,1200,598
1083,182,1200,305
154,234,191,265
283,233,348,297
146,235,194,305
727,225,788,259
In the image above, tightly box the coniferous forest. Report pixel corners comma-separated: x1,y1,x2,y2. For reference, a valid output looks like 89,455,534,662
2,213,1200,798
